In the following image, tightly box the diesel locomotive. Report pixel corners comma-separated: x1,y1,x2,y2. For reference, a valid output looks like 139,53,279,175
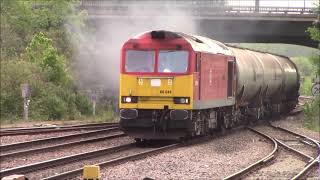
119,30,299,140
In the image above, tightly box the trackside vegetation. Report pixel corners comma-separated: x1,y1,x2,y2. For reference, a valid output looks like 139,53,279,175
0,0,114,123
304,6,320,132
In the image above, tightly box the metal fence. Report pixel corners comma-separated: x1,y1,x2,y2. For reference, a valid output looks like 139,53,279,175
79,0,317,14
79,0,317,15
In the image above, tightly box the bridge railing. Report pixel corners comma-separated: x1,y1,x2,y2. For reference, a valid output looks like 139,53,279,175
78,0,316,16
79,0,317,16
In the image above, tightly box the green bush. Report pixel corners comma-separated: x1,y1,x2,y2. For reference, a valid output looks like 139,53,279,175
0,60,92,121
291,57,315,77
300,77,313,96
0,61,42,118
303,96,320,132
75,93,92,116
291,56,318,96
0,1,106,123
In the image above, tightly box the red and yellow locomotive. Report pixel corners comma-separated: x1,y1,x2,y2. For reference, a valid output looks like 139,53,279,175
119,30,299,140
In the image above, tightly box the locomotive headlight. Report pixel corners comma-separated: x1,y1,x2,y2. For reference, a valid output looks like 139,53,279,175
173,97,190,104
125,97,132,103
122,96,138,103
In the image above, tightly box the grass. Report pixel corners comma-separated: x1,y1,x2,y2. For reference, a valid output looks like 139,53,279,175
300,76,313,96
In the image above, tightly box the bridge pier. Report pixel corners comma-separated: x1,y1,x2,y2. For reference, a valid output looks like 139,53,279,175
255,0,260,12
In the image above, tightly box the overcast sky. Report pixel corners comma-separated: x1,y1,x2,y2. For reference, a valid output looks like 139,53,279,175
227,0,318,7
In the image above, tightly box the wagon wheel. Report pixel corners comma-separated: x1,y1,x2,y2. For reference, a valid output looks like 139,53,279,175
217,111,227,134
194,113,205,136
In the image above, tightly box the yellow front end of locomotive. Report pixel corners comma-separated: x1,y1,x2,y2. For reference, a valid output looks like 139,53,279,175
119,74,193,110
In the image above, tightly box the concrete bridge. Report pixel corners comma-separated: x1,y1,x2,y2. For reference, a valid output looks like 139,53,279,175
79,0,319,47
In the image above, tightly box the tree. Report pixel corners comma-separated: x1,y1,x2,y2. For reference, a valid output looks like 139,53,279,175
0,0,92,120
307,4,320,74
303,4,320,132
25,32,71,85
0,0,86,61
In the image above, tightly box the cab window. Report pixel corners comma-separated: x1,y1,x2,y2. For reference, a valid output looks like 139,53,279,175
125,50,155,72
158,50,189,73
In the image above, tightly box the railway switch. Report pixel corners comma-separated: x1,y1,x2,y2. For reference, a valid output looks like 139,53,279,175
83,165,100,180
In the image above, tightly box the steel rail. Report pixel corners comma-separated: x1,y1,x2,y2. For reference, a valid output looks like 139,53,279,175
0,124,118,136
269,124,320,179
0,122,118,132
292,155,320,180
0,133,126,159
274,138,314,161
42,143,181,179
42,135,217,179
0,143,136,178
223,127,278,180
269,124,320,145
0,127,119,152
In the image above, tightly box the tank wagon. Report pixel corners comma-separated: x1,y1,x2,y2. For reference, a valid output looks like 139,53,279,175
119,30,299,140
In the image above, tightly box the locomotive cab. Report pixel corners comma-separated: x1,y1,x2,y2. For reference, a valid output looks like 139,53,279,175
119,31,196,139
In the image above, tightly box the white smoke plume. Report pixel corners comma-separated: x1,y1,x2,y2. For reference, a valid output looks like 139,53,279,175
68,1,200,95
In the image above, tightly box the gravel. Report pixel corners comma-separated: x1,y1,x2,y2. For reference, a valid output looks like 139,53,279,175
272,113,320,142
245,147,307,179
1,136,133,170
24,145,151,179
307,165,320,179
100,129,273,179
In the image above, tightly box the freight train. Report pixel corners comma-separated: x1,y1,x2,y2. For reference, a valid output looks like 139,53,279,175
119,30,300,141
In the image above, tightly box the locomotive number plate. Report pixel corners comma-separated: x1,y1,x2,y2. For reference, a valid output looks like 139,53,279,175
160,90,172,94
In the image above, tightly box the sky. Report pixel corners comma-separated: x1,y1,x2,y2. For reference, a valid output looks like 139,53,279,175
227,0,318,7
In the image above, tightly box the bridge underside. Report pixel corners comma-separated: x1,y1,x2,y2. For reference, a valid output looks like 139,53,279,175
90,18,317,47
198,19,317,47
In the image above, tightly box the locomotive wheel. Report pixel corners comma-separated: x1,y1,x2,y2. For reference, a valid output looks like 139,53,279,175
220,123,226,135
223,113,233,129
193,112,205,136
194,119,202,136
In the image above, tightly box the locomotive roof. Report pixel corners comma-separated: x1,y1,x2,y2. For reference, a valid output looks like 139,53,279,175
132,30,234,56
131,30,289,59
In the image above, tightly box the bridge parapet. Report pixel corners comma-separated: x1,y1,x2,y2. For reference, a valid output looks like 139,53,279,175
79,0,317,21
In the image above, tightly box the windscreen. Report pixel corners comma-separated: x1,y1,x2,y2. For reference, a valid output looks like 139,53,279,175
125,50,155,72
158,50,189,73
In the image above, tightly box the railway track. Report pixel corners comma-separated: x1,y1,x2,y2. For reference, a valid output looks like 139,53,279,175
0,127,119,153
1,101,316,179
42,143,181,180
0,133,126,159
0,142,137,179
42,135,220,180
0,134,217,179
224,123,319,179
223,127,278,180
270,124,320,179
0,122,118,136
